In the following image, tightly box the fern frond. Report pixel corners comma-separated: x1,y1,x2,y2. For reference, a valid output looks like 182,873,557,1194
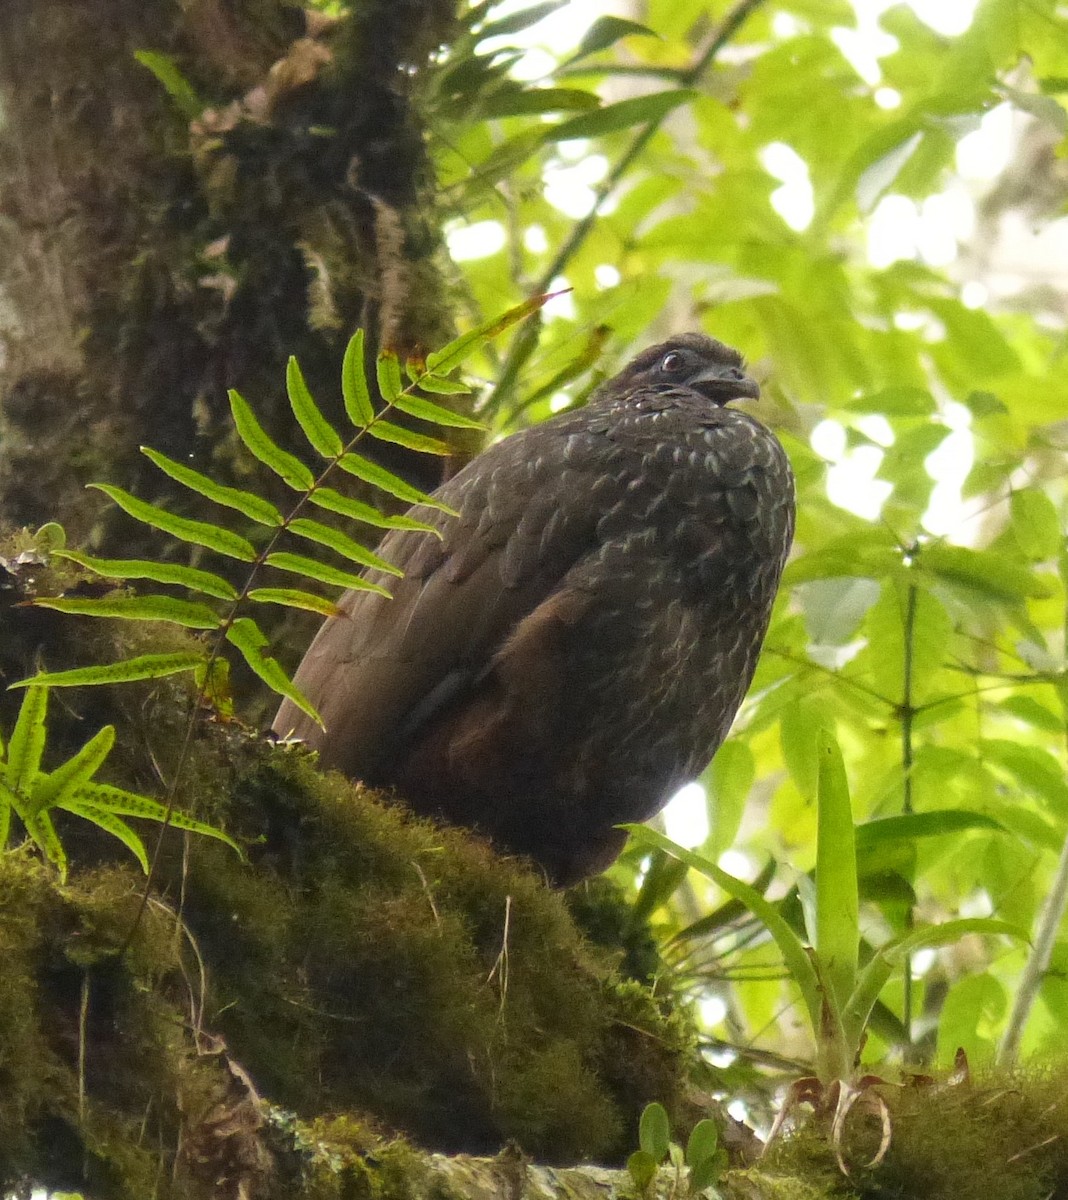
90,484,258,560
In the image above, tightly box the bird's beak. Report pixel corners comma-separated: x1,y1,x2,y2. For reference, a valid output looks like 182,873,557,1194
689,363,761,404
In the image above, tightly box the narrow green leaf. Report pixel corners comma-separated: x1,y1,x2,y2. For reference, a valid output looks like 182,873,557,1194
248,588,342,617
132,50,202,117
228,389,315,490
416,375,473,396
288,517,404,576
479,86,601,117
0,789,10,850
550,90,694,141
842,919,1028,1047
22,807,67,881
342,329,374,426
639,1102,670,1162
7,687,48,791
368,421,451,455
287,356,344,458
35,595,221,629
30,725,115,816
376,350,403,403
426,292,560,375
76,783,243,856
627,826,823,1036
60,801,149,873
55,549,239,600
309,487,441,535
921,543,1053,602
91,484,257,561
475,0,564,38
391,392,485,430
9,653,205,690
815,729,858,1010
225,617,321,723
569,14,658,60
335,453,456,512
141,447,283,526
265,552,392,596
855,811,1006,853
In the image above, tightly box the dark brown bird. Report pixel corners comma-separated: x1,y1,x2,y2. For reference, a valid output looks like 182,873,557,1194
274,333,795,884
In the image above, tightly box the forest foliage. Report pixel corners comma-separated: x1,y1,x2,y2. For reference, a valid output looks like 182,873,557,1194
418,0,1068,1086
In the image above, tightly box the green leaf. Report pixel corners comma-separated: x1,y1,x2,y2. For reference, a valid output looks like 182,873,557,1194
9,653,205,690
59,802,148,873
855,811,1006,853
426,292,560,375
1011,489,1062,561
133,50,202,117
627,826,824,1041
335,453,457,513
815,729,858,1009
626,1150,658,1190
638,1102,670,1162
342,329,374,426
229,389,315,491
141,448,283,527
6,686,48,791
391,392,485,430
549,90,695,141
34,595,221,629
376,350,404,404
308,487,441,535
368,421,451,455
684,1119,719,1169
474,0,564,38
287,357,344,458
22,807,67,882
55,549,239,600
416,374,474,396
921,543,1053,602
842,919,1028,1046
287,518,405,576
30,725,115,816
78,783,243,856
91,484,258,561
569,15,658,61
248,588,342,617
225,618,320,724
265,552,392,596
479,86,601,117
690,1150,727,1193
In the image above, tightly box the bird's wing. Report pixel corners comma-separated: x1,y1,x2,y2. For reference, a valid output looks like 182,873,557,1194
273,415,609,778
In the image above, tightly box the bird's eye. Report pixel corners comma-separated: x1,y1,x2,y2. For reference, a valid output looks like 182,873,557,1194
660,352,685,373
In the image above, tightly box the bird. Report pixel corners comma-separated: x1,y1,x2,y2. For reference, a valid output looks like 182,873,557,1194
274,333,795,885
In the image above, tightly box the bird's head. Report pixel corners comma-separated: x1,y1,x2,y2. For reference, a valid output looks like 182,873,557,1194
600,332,760,405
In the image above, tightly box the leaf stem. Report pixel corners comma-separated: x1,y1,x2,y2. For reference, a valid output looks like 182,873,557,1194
900,576,918,1052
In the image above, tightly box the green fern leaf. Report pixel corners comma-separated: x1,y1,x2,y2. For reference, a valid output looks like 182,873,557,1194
60,800,149,872
22,807,68,883
91,484,257,561
391,392,484,429
287,517,405,576
265,552,392,596
248,588,342,617
29,724,115,816
229,389,315,490
141,448,284,526
35,595,222,629
6,686,48,791
368,421,451,455
417,374,474,396
342,329,374,425
376,349,404,403
9,653,206,690
225,617,320,722
308,486,440,535
74,783,243,856
55,549,239,600
336,453,457,513
425,291,558,374
0,791,10,852
287,356,344,458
